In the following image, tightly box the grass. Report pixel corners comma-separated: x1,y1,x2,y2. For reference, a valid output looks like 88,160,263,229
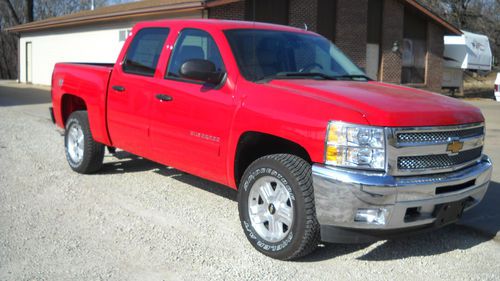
461,68,499,99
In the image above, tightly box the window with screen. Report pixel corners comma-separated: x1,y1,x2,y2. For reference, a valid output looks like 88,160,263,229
166,29,225,79
402,10,427,84
122,28,170,77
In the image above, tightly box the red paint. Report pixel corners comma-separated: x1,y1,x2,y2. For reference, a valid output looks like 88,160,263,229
51,19,485,189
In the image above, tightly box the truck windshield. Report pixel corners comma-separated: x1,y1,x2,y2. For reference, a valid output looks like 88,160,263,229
224,29,367,82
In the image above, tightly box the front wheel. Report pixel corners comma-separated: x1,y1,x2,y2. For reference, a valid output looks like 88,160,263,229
238,154,320,260
64,111,104,174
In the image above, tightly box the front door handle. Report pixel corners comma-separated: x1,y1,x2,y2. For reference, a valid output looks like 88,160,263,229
112,85,125,92
156,94,173,102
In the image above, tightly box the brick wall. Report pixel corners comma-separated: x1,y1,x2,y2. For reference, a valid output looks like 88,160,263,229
209,0,320,31
425,22,445,93
208,0,447,94
288,0,318,31
380,0,404,84
334,0,368,69
208,1,246,20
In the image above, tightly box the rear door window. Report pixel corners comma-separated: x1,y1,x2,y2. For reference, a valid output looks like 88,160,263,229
122,28,170,77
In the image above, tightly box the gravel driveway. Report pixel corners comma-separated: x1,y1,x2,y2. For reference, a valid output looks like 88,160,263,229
1,82,499,281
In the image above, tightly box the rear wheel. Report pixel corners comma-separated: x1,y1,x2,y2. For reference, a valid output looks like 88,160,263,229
64,111,104,174
238,154,320,260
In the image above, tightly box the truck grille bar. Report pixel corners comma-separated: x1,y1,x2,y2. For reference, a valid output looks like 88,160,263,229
397,126,484,144
398,147,483,170
387,123,485,176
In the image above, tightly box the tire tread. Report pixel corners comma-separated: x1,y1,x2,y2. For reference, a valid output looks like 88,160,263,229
241,153,320,260
65,111,104,174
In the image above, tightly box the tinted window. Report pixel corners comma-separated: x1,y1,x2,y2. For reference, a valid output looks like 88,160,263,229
224,29,364,82
166,29,225,79
123,28,170,77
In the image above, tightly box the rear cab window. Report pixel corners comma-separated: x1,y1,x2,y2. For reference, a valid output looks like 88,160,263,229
122,28,170,77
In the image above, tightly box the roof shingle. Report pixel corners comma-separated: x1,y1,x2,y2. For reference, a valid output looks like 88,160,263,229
6,0,236,32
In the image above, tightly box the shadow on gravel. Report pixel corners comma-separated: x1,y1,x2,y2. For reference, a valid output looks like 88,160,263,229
356,225,493,261
100,150,238,202
100,151,163,174
459,181,500,237
154,167,238,202
300,224,494,262
0,85,51,106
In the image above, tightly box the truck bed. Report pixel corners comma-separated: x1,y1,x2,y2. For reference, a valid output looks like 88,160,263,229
52,62,114,146
63,62,115,68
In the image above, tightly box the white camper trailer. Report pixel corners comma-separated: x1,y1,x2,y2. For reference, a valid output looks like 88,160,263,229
442,31,492,93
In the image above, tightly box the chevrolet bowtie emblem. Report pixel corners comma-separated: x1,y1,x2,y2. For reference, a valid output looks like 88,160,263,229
447,140,464,154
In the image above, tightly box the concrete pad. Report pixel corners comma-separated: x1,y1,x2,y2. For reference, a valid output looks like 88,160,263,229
0,81,52,120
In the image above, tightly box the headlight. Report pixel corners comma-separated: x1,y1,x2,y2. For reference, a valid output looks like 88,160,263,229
325,121,386,170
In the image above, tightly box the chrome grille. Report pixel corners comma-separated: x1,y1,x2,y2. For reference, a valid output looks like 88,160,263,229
397,126,484,143
387,123,485,176
398,147,483,170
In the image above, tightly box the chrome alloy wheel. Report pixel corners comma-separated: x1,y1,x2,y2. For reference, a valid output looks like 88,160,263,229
67,123,84,164
248,176,294,243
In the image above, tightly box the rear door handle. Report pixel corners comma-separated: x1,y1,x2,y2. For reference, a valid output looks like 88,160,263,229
112,85,125,92
156,94,173,102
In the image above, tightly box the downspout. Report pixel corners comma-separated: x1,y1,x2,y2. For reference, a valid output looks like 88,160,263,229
17,34,20,83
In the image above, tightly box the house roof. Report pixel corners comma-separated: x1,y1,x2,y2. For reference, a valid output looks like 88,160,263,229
404,0,461,35
5,0,238,33
6,0,461,35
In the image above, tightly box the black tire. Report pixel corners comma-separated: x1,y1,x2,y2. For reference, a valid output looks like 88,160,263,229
64,111,104,174
238,154,320,260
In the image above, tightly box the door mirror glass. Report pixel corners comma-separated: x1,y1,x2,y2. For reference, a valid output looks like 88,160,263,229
180,59,224,84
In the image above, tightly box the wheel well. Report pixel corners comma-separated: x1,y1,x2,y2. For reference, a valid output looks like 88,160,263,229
234,132,312,187
61,94,87,125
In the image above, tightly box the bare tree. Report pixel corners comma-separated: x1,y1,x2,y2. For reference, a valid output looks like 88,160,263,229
0,0,28,79
24,0,33,22
420,0,500,66
0,0,136,79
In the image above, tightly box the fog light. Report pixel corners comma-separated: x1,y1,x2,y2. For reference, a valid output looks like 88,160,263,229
355,208,388,225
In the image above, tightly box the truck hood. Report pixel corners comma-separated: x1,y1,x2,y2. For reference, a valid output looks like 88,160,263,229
265,80,484,127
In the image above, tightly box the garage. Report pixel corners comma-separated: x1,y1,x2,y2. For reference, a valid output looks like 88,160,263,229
6,0,238,85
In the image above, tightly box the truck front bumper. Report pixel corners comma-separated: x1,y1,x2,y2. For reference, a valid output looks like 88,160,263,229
312,155,492,243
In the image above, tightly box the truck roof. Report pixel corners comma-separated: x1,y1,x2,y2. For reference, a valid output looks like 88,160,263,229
133,19,313,34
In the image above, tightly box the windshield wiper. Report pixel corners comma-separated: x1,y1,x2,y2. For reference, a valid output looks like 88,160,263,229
256,72,336,83
331,74,372,81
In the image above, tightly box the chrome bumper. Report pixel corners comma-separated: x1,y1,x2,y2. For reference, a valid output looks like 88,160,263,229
312,155,492,243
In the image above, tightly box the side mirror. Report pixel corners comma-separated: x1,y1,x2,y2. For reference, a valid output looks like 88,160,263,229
180,59,225,85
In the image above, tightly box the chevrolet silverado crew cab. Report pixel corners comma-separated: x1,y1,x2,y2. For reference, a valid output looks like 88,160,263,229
50,20,492,260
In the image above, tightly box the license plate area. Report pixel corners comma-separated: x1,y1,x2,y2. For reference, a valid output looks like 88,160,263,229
432,198,469,227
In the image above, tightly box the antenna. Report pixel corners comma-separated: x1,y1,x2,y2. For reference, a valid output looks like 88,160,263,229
252,0,257,80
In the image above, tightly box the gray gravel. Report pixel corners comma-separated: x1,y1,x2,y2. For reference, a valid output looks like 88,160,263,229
0,83,499,280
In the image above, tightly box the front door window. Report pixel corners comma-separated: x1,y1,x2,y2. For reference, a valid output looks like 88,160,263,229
166,28,225,81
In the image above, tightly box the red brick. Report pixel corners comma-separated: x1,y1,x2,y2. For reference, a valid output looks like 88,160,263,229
380,0,404,84
334,0,368,69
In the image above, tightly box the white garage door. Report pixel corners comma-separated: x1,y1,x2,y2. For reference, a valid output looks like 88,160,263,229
19,11,202,85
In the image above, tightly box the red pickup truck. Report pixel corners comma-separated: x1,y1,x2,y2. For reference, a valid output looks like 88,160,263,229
51,19,492,260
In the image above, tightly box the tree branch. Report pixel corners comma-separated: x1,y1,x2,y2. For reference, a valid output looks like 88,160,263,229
0,0,20,25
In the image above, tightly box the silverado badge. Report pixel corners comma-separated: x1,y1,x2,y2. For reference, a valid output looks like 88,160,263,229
447,140,464,154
